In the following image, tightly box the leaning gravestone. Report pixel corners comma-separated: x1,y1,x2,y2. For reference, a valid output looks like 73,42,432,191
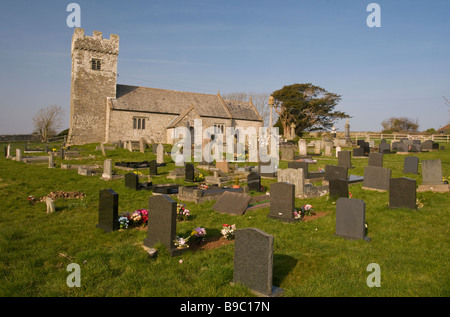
403,156,419,174
389,177,417,209
335,198,369,241
232,228,284,297
96,189,119,232
247,171,261,192
421,159,443,185
329,179,349,199
268,182,296,222
338,151,353,169
368,153,383,167
213,191,252,215
363,166,391,191
143,195,186,257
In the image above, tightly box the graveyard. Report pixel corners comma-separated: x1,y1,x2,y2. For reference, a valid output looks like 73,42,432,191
0,138,449,297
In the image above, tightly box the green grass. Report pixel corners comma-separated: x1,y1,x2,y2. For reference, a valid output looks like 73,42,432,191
0,142,449,297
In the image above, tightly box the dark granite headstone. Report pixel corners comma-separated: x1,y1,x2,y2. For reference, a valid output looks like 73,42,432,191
125,173,139,190
403,156,419,174
97,189,119,233
422,159,443,185
233,228,283,297
185,163,194,182
338,151,353,169
353,147,365,157
396,143,409,152
421,140,435,150
379,143,390,154
143,195,185,256
389,177,417,209
324,165,348,181
335,198,369,241
213,191,252,215
329,179,349,199
363,166,391,191
149,160,157,176
268,182,296,222
368,153,383,167
247,171,261,191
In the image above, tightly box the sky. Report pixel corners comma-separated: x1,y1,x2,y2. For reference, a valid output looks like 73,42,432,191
0,0,449,135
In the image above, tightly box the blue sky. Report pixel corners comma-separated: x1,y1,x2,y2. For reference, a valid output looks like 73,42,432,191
0,0,449,134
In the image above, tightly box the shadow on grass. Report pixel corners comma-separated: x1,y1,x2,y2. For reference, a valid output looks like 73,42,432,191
273,253,298,287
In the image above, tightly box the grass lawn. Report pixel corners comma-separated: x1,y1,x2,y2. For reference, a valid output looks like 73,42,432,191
0,141,449,297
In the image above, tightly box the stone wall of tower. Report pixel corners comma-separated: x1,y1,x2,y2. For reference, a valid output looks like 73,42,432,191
67,28,119,145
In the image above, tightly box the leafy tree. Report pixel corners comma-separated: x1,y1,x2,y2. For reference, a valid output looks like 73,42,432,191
381,117,419,133
271,83,348,138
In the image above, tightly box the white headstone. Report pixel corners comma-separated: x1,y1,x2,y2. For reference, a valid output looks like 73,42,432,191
157,144,164,164
298,139,307,156
102,159,113,180
46,197,55,214
48,153,55,168
15,148,22,162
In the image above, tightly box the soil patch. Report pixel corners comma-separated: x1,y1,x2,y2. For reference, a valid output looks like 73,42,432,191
189,235,234,251
301,211,329,222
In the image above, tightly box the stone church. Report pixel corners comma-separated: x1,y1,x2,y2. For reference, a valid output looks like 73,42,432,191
67,28,263,146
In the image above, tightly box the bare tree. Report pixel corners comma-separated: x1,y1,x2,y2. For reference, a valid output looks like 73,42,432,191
32,105,65,141
222,92,273,127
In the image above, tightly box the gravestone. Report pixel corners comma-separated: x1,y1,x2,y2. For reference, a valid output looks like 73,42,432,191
314,141,321,154
216,161,229,173
422,159,443,185
247,171,261,192
353,147,365,157
139,138,145,153
338,151,352,169
389,177,417,209
46,197,56,214
258,160,277,177
125,173,139,190
156,143,164,164
185,163,195,182
277,168,304,198
143,195,186,256
15,148,22,162
102,159,112,180
324,165,348,182
268,182,296,222
335,146,341,157
329,179,349,199
379,142,391,154
6,144,11,158
362,166,391,191
335,198,369,241
298,139,307,156
368,153,383,167
324,142,332,156
149,160,157,176
403,156,419,174
396,142,409,153
96,189,119,232
100,143,106,156
48,153,55,168
232,228,283,297
213,191,252,215
281,147,294,160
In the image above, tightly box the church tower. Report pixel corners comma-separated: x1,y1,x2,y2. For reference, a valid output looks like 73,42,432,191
67,28,119,145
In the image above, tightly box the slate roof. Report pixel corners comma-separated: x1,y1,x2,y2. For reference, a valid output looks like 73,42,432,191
112,84,262,122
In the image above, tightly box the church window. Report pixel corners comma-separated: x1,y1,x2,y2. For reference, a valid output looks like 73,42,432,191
133,117,146,130
91,58,101,71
